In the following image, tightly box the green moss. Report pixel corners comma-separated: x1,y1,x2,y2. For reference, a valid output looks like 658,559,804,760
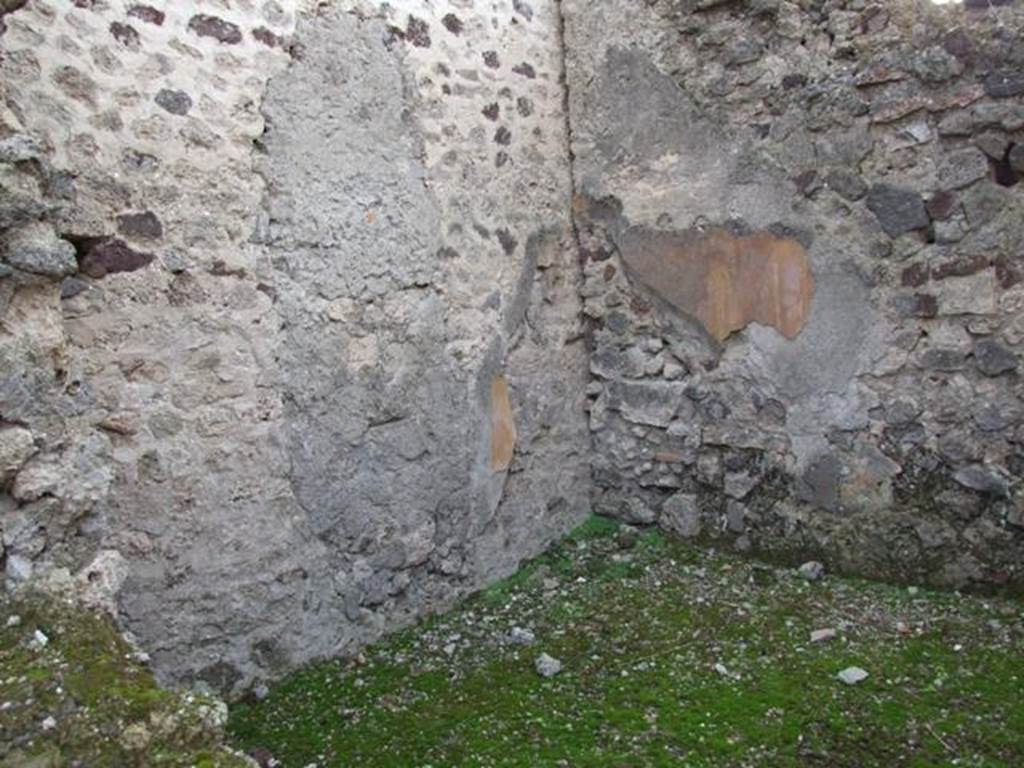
229,526,1024,767
0,590,248,768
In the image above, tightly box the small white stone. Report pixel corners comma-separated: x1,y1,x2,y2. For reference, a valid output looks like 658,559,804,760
714,662,730,677
535,653,562,678
31,629,49,649
5,615,21,628
508,627,536,646
810,628,837,643
837,666,869,685
798,561,826,581
41,716,57,731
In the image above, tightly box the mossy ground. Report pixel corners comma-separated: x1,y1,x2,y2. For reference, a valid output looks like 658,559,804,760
0,590,249,768
229,518,1023,767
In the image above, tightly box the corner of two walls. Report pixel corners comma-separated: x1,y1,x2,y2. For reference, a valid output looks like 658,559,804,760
3,0,1023,696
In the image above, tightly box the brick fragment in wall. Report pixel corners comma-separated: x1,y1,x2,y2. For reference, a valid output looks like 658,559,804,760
616,228,814,341
79,238,154,278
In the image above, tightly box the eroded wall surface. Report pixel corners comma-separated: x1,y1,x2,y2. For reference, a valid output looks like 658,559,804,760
0,0,588,693
565,0,1024,589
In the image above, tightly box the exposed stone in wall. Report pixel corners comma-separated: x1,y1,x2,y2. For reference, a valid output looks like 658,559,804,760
564,0,1024,590
1,0,587,695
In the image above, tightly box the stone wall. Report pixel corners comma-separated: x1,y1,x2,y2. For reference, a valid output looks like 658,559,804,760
0,0,588,695
564,0,1024,589
3,0,1024,698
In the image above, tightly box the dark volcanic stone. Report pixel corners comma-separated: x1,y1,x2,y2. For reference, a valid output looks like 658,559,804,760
405,15,430,47
80,238,155,278
900,262,929,288
1010,144,1024,174
122,149,160,173
482,103,500,121
60,277,89,299
441,13,463,35
109,21,140,48
866,184,929,237
953,464,1009,497
825,168,867,201
512,62,536,79
782,73,807,90
973,340,1018,377
983,72,1024,99
796,453,841,512
926,190,958,220
482,50,500,69
920,347,966,371
932,254,988,281
252,27,283,48
494,126,512,146
496,228,517,255
188,14,242,44
155,88,193,116
512,0,533,21
116,211,163,239
127,4,165,25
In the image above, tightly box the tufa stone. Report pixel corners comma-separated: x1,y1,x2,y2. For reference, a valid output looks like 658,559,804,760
1,223,78,278
661,493,701,538
973,340,1018,377
0,426,35,482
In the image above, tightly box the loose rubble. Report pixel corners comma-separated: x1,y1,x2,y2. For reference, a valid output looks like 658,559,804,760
535,653,563,678
228,522,1024,767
